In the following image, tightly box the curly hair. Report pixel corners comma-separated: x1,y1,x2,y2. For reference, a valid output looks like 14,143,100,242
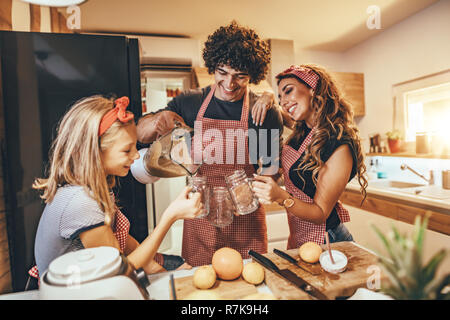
203,21,270,84
279,64,368,201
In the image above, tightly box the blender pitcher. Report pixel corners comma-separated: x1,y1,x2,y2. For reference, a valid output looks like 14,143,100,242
131,123,202,181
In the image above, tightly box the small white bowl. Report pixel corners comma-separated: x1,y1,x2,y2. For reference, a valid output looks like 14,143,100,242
319,250,348,274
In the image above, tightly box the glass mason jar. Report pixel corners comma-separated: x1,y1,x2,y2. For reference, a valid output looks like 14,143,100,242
225,170,259,215
207,187,234,228
187,175,210,218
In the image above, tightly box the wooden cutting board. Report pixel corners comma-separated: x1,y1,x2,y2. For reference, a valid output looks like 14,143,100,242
171,275,258,300
260,241,387,300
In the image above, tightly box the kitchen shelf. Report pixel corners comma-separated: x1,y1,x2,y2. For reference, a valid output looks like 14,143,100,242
367,152,450,160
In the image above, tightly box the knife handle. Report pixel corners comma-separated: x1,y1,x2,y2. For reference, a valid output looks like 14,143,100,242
273,249,299,264
248,250,280,272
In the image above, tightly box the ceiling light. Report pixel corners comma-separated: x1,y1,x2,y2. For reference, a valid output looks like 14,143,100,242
21,0,86,7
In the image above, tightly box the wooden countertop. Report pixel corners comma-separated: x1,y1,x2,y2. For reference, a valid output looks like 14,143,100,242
342,180,450,235
345,180,450,213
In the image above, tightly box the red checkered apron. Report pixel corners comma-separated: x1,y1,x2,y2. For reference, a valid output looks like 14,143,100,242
28,207,164,280
282,128,350,249
182,84,267,266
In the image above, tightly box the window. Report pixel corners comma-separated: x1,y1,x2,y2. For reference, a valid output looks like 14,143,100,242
393,70,450,156
405,82,450,141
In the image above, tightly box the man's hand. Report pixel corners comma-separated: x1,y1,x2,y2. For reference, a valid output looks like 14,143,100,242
154,111,186,138
137,111,186,143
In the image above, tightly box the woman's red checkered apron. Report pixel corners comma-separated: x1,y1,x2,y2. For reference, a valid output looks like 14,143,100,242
282,128,350,249
27,208,159,280
182,84,267,267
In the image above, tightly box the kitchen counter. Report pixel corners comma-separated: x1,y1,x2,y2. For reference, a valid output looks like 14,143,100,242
0,261,269,300
0,262,270,300
147,259,273,300
342,178,450,235
0,242,384,300
147,240,391,300
346,179,450,213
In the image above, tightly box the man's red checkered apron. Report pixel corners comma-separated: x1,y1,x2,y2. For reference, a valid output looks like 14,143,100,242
182,84,267,267
27,208,165,280
282,128,350,249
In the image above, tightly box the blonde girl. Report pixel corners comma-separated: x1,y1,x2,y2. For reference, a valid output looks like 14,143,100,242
30,95,203,280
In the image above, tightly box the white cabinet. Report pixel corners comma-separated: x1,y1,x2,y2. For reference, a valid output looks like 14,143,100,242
265,208,289,251
146,177,186,252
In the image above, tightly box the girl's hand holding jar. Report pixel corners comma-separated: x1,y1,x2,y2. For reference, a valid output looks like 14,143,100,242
164,186,204,221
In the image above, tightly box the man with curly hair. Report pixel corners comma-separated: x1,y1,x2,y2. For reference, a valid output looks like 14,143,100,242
137,21,283,266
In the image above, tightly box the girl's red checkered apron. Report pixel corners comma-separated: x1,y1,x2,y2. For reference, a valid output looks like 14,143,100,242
182,84,267,267
28,208,164,281
281,128,350,249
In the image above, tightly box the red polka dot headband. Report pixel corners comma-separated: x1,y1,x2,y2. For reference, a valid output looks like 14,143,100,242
276,65,320,90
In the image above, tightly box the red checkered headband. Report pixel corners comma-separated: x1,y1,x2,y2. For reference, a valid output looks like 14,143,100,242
276,65,320,90
98,96,134,136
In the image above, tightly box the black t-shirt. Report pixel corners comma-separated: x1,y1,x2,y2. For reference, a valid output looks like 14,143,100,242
158,86,284,173
287,123,358,230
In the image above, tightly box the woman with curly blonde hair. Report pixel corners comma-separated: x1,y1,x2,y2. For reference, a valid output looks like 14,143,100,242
253,64,367,248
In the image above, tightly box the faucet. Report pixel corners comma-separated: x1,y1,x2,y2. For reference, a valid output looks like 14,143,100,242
400,164,434,185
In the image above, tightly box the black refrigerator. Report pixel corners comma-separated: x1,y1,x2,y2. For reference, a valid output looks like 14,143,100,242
0,31,148,292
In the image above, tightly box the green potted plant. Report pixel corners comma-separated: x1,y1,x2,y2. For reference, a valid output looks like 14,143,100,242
386,129,402,153
371,213,449,299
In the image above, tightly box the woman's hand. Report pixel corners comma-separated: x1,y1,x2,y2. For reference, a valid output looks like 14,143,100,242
251,91,275,126
252,175,288,205
164,186,204,220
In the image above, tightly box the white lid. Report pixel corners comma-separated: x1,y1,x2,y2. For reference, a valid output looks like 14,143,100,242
130,148,160,184
46,247,122,286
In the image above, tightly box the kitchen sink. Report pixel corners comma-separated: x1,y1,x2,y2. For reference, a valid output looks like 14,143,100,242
368,180,450,200
369,180,426,189
413,186,450,200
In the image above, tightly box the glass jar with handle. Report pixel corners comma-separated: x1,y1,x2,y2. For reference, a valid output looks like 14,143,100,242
187,175,210,218
225,169,259,215
207,187,234,228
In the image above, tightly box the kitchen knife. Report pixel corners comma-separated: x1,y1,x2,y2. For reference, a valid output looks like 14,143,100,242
170,273,177,300
248,250,329,300
273,248,321,275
